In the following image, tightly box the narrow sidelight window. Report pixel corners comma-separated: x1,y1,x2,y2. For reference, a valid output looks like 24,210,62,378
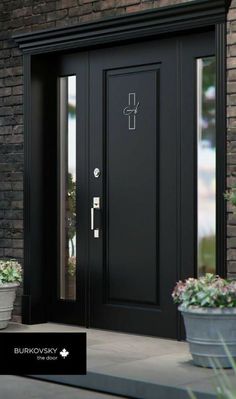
197,57,216,276
59,76,76,300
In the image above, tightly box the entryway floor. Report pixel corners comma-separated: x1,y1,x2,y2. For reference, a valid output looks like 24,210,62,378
4,322,236,399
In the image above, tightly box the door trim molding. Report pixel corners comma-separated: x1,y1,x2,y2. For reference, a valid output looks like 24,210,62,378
14,0,228,324
14,0,229,54
216,22,227,278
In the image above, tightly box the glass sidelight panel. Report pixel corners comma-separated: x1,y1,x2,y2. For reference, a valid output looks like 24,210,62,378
197,57,216,276
59,76,76,300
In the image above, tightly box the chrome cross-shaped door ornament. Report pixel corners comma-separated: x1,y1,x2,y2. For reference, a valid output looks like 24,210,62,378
123,93,140,130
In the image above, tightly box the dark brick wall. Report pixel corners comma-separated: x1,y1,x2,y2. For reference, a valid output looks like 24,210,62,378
227,0,236,278
0,0,231,319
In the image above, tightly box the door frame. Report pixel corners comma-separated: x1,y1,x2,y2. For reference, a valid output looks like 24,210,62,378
14,0,229,328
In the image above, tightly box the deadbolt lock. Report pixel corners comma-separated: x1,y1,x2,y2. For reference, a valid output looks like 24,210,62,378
93,197,100,209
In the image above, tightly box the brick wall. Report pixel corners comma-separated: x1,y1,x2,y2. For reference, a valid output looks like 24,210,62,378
228,0,236,278
0,0,232,319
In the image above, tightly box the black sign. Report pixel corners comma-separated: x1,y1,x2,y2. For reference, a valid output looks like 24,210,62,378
0,333,86,374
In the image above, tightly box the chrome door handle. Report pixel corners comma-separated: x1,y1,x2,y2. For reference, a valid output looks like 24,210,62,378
91,207,94,230
91,197,100,238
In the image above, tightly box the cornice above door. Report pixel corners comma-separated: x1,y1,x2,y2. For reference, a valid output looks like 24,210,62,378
14,0,230,54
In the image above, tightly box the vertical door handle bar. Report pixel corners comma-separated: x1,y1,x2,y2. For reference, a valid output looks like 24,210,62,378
91,207,94,231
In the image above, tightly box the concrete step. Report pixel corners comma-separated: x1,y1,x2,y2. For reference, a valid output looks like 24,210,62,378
31,372,216,399
0,375,127,399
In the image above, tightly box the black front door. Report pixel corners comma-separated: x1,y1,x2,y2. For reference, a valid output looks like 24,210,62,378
48,31,215,339
89,40,178,337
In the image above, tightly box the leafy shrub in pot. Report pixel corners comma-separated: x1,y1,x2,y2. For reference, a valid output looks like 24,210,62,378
0,259,22,329
172,274,236,368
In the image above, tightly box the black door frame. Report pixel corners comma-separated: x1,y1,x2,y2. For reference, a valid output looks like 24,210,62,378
14,0,229,329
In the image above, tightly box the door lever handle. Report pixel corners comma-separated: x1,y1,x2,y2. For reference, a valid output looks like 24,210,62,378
91,197,100,238
91,207,94,231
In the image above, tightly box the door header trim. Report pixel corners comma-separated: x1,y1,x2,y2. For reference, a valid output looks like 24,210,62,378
14,0,229,54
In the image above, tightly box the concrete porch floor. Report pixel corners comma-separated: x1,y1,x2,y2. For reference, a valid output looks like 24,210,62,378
3,322,236,399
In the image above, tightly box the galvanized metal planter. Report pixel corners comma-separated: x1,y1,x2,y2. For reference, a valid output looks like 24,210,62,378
179,305,236,368
0,283,19,329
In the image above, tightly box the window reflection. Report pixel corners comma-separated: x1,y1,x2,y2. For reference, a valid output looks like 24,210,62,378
197,57,216,276
59,75,76,300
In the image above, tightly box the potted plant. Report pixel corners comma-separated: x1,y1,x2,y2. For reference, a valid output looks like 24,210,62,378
172,274,236,368
0,258,22,329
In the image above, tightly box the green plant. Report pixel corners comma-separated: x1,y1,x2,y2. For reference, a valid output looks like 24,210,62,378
172,274,236,308
211,341,236,399
67,172,76,256
224,184,236,209
0,259,22,284
198,235,216,276
67,256,76,277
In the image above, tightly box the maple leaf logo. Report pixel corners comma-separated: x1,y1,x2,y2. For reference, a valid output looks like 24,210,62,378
60,348,69,359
